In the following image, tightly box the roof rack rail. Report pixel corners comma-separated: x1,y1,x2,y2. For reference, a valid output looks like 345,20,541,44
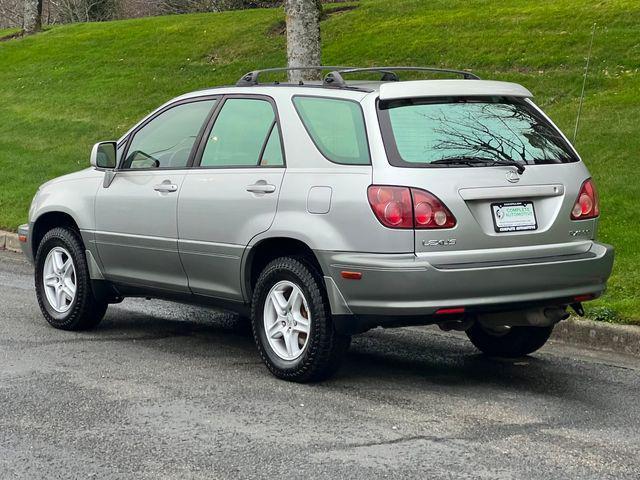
236,66,355,87
235,66,480,88
323,66,480,87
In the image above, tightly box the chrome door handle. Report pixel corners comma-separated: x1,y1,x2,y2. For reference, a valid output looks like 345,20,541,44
246,183,276,194
154,183,178,193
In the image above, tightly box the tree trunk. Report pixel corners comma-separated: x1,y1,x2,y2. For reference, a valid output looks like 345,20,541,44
284,0,322,83
23,0,43,34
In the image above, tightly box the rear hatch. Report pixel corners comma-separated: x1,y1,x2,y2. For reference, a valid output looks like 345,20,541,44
372,82,596,262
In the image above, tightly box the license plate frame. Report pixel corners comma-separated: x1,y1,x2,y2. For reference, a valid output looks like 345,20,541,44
491,201,538,233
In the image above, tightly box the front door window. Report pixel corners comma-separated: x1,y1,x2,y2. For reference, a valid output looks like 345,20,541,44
122,99,217,169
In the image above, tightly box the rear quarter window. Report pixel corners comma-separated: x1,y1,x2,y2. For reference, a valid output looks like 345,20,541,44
293,96,370,165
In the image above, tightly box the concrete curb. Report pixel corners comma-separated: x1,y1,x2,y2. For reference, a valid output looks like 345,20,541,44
552,317,640,358
0,229,21,253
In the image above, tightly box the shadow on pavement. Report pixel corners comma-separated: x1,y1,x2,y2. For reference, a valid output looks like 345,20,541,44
89,305,579,401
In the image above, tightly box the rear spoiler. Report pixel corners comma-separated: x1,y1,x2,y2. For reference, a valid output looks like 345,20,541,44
379,80,533,101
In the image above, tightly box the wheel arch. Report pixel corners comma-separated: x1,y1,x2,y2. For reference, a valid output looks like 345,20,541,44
31,210,82,256
243,236,324,300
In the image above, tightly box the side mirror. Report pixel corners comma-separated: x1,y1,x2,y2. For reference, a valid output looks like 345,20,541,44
90,141,117,169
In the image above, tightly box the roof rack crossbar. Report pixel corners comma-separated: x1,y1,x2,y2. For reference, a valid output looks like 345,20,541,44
323,66,480,87
236,66,355,86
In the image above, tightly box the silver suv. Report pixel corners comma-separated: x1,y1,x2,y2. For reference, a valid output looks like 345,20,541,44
20,67,614,382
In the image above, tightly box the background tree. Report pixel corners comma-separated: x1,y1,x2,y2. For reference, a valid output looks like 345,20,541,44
284,0,322,83
23,0,43,34
0,0,22,29
49,0,121,23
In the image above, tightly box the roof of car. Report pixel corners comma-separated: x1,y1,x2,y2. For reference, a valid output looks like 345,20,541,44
176,67,533,103
178,83,371,101
181,78,532,101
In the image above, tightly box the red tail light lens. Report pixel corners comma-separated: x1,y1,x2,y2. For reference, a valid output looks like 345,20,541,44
367,185,456,229
571,178,599,220
411,188,457,229
367,186,413,228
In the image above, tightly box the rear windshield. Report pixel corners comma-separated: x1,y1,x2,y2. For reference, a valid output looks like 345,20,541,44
378,96,578,167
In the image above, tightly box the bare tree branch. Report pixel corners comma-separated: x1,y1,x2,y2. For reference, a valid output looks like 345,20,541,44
425,103,568,164
0,0,23,28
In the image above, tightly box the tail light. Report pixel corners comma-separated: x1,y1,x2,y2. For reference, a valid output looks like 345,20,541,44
367,186,413,228
367,185,456,229
571,178,599,220
411,188,457,229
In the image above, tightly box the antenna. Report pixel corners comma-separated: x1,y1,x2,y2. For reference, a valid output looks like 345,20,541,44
573,23,596,142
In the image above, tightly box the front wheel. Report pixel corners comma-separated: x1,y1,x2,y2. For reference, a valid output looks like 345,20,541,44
466,322,554,358
251,257,350,382
35,227,108,331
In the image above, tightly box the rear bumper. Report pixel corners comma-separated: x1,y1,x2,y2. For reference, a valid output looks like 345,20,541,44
317,242,614,331
18,224,33,263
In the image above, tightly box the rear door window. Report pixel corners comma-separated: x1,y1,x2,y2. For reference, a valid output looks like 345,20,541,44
293,96,370,165
200,98,282,167
378,96,577,167
260,123,284,167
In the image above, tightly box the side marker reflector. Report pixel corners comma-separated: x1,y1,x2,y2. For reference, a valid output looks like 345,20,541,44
341,271,362,280
574,294,594,302
18,235,27,243
435,307,465,315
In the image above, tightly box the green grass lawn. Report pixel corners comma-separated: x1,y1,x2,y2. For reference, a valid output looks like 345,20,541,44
0,27,21,38
0,0,638,323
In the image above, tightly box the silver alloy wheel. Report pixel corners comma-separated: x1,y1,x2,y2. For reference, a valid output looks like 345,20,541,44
43,247,77,313
263,280,311,361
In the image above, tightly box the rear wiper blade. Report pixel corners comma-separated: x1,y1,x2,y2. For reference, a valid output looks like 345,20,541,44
430,157,480,168
431,156,526,174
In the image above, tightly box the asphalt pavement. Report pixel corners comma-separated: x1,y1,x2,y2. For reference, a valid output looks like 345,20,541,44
0,250,638,479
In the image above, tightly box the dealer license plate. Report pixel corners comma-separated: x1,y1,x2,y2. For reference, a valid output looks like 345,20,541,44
491,201,537,232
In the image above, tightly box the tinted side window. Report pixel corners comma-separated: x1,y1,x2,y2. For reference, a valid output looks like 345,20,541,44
293,96,370,165
201,98,278,167
260,123,284,167
123,99,216,170
116,141,126,164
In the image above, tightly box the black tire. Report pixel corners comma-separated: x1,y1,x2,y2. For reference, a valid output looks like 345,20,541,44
466,322,554,358
34,227,108,331
251,256,351,382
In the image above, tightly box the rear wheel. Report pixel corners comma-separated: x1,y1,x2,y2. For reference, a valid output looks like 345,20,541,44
251,256,350,382
35,227,107,331
466,323,554,358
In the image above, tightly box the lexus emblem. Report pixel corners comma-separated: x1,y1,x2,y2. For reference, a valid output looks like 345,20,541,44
506,170,520,183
